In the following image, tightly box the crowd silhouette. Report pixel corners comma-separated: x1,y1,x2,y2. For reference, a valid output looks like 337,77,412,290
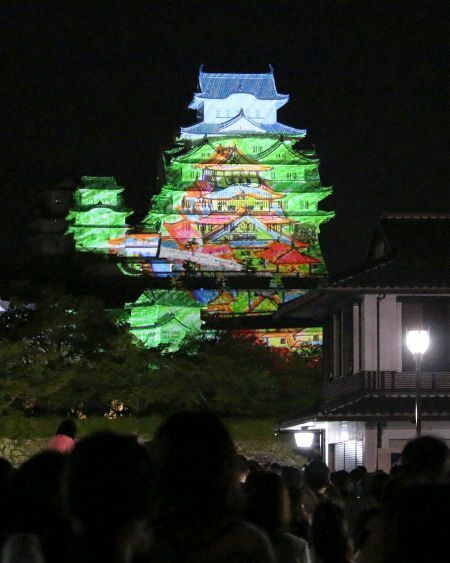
0,413,449,562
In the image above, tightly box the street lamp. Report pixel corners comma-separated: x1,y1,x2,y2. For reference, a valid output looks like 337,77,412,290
406,329,430,437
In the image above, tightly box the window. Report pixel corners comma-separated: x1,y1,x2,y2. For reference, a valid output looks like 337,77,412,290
332,441,363,471
286,172,297,180
270,172,276,179
305,169,317,182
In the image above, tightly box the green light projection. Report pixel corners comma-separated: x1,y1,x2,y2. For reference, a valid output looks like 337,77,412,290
66,176,131,252
126,290,203,350
66,70,334,350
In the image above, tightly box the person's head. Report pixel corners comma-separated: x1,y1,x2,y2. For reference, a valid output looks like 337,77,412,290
244,470,289,536
349,466,367,485
368,471,390,505
304,459,330,493
153,411,239,521
312,500,353,563
0,457,14,487
330,470,351,498
62,431,154,538
56,419,77,439
382,484,450,563
7,451,66,534
400,435,449,483
281,465,303,490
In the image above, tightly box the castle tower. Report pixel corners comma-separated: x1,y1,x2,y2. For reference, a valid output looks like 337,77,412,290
66,176,132,252
128,68,333,348
66,70,334,350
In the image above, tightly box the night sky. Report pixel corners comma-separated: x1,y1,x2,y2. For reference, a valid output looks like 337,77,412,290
1,1,449,273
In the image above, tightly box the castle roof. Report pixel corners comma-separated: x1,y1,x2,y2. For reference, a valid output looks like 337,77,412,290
163,218,202,246
191,68,288,103
202,185,283,200
79,176,123,190
181,115,305,138
194,142,271,170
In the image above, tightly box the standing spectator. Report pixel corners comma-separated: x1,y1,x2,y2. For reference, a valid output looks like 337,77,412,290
4,451,69,563
47,420,77,454
311,501,354,563
62,431,154,563
149,411,275,562
399,435,449,484
302,460,330,516
245,470,311,563
381,484,450,563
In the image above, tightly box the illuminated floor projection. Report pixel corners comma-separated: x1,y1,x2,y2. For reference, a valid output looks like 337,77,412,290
66,68,333,349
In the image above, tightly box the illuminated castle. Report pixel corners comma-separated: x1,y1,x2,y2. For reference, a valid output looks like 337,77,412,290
67,68,333,349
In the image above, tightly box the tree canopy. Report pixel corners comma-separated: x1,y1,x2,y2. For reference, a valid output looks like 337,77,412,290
0,291,322,418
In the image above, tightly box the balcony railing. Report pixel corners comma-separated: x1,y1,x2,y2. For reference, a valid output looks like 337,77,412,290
324,371,450,403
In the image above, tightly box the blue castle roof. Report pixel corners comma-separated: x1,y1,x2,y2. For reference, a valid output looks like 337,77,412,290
180,121,306,137
194,67,288,102
180,116,306,138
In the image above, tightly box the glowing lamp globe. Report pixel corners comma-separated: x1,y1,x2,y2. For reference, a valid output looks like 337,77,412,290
294,431,315,448
406,330,430,356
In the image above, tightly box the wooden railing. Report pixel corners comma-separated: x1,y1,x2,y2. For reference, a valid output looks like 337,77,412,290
324,371,450,402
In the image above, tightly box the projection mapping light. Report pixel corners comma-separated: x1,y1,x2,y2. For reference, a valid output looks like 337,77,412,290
66,68,334,350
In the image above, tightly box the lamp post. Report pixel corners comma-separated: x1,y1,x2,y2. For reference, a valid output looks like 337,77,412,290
406,330,430,437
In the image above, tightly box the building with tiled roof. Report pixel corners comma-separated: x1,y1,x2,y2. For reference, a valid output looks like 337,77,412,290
275,214,450,472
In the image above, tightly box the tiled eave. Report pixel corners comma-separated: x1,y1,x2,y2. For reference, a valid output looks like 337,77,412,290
279,396,450,430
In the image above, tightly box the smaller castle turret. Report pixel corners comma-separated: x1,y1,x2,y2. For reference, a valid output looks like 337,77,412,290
66,176,132,252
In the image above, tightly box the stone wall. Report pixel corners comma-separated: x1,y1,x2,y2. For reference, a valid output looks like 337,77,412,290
1,435,304,468
0,438,48,466
0,436,307,467
235,440,306,466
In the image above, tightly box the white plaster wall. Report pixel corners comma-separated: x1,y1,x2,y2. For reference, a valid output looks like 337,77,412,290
325,420,450,473
363,424,378,472
376,420,450,472
203,95,277,123
379,295,401,371
326,421,365,443
353,304,360,373
361,295,400,371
